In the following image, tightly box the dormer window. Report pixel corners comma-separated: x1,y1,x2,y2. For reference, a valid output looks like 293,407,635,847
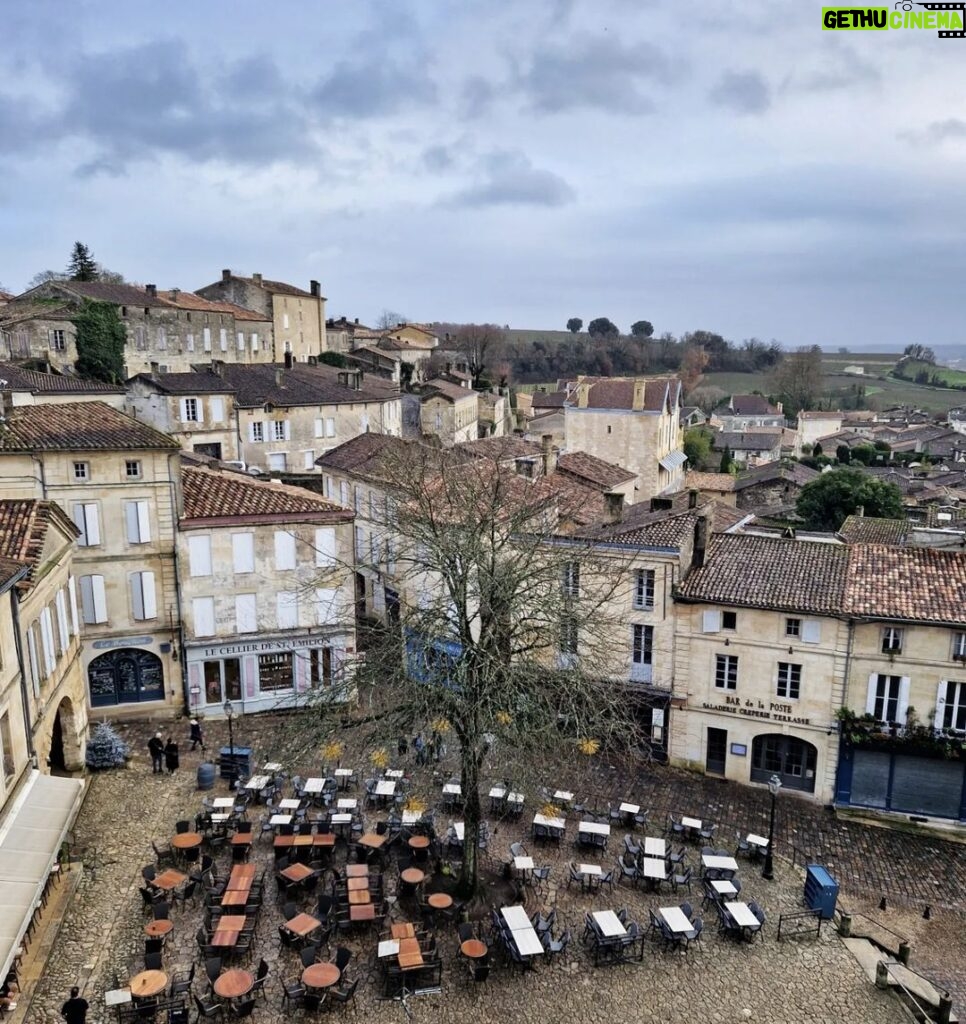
952,633,966,661
881,627,904,655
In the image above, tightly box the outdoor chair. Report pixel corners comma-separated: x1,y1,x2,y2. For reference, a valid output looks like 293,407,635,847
229,998,256,1018
280,977,305,1011
192,993,223,1020
328,978,359,1009
672,867,693,893
204,957,222,987
735,831,753,859
175,820,190,834
680,902,694,920
566,862,583,889
667,815,685,838
249,959,269,1001
469,962,490,982
168,964,194,997
617,855,640,888
699,822,717,841
332,946,352,977
683,917,704,949
143,951,163,971
623,834,641,858
532,865,552,894
545,927,571,962
300,947,320,969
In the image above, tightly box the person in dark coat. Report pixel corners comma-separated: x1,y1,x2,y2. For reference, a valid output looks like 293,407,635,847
148,733,164,774
397,734,408,758
189,718,204,751
164,738,179,774
61,986,88,1024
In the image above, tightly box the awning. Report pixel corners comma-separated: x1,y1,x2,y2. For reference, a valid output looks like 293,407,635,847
0,771,84,979
659,449,688,472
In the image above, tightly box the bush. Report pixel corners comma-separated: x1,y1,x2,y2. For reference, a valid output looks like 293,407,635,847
85,721,130,770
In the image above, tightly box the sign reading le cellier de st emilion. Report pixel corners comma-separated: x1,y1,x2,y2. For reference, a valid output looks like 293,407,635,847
702,694,812,726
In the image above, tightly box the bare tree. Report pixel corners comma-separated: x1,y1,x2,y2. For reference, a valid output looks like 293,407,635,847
770,345,823,414
376,310,408,330
293,440,645,897
449,323,507,387
679,345,710,395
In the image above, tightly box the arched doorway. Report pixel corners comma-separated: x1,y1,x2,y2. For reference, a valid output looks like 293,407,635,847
88,649,164,707
49,712,65,771
48,696,84,773
751,734,817,793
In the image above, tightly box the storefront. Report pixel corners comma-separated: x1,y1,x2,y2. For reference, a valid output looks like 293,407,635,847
85,637,172,709
184,634,349,715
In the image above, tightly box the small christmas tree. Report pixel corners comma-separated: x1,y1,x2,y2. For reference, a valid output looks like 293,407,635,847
85,722,130,770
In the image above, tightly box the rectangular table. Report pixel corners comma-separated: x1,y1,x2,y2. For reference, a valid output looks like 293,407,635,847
263,762,283,772
285,913,321,938
451,822,465,841
533,814,565,830
619,802,640,815
641,858,667,880
279,799,301,810
442,783,461,795
347,877,368,891
592,910,626,937
513,856,534,871
390,923,415,940
337,798,358,809
659,907,692,934
712,880,738,897
681,816,702,830
702,855,739,872
269,814,293,827
349,904,375,921
401,810,420,825
246,775,270,790
553,789,574,802
212,797,235,809
374,781,396,797
153,869,187,891
397,936,423,969
105,989,132,1007
500,905,532,931
358,833,387,849
211,813,230,823
345,865,369,878
281,863,314,883
330,813,352,825
746,833,769,848
578,863,602,877
378,940,400,958
501,905,544,957
578,821,610,836
384,769,404,779
303,778,325,794
644,837,666,858
348,889,371,905
725,901,760,928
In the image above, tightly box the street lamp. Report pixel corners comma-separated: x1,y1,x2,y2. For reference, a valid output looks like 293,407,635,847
762,773,782,880
223,700,235,781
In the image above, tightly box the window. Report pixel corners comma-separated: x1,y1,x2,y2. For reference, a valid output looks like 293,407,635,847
953,634,966,660
130,571,157,620
272,420,291,441
315,527,336,567
326,417,336,438
0,712,14,783
232,533,255,574
303,450,315,470
881,627,904,654
236,331,245,351
633,569,655,610
561,562,580,598
776,662,802,699
268,453,287,472
210,396,224,421
55,590,69,653
73,461,89,481
39,608,55,677
251,332,259,352
186,332,195,352
785,618,801,638
259,651,294,691
79,575,108,624
631,624,653,683
938,680,966,732
193,597,216,637
180,397,201,423
134,325,147,350
235,594,257,634
354,489,362,514
274,531,296,570
203,327,211,352
249,421,264,443
49,328,66,351
71,503,101,547
219,328,228,351
188,535,212,576
339,482,349,506
722,611,737,631
715,654,738,690
125,500,151,544
316,587,339,625
157,326,167,351
125,460,141,479
866,673,909,725
558,617,578,666
277,592,298,629
435,411,443,431
701,610,722,633
315,418,324,438
310,647,333,686
282,313,290,329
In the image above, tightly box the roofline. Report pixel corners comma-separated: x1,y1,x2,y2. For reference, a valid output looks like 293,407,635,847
0,564,30,595
673,592,842,617
180,510,353,529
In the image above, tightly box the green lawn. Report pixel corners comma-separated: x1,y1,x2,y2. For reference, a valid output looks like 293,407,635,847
894,359,966,386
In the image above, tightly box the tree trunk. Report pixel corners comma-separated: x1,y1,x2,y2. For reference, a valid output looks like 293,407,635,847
456,750,482,898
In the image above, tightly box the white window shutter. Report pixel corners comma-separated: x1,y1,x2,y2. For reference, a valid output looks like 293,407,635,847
303,450,315,471
55,590,69,652
90,576,107,623
284,421,291,441
315,418,324,438
235,594,257,633
67,576,79,635
236,332,244,351
315,527,336,566
179,398,189,422
274,531,296,570
251,332,258,351
26,629,39,695
71,503,88,546
801,620,821,644
39,609,55,675
277,591,298,629
897,676,911,725
137,501,151,542
936,680,948,722
702,610,721,633
316,587,338,625
211,396,224,421
248,421,259,442
188,535,212,577
326,418,335,437
340,482,348,506
231,533,254,574
193,597,215,637
866,674,878,716
82,504,100,546
79,576,94,623
203,327,211,351
125,502,140,543
130,573,144,620
141,571,157,619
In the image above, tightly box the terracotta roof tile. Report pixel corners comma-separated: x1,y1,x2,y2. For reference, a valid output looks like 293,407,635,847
421,379,476,403
181,467,352,523
218,362,398,408
557,451,636,489
685,471,736,492
732,462,820,490
315,433,412,478
0,401,180,452
561,376,680,412
0,499,78,586
457,437,543,462
0,362,125,394
157,290,268,322
838,516,910,546
676,534,849,614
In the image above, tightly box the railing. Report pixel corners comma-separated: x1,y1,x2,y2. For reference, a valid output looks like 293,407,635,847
777,906,824,941
836,905,909,960
878,960,955,1024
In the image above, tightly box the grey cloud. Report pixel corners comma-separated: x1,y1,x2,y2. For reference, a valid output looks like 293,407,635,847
785,44,880,93
902,119,966,146
313,60,437,119
422,145,457,172
460,75,497,119
517,34,675,114
710,70,770,115
444,150,574,208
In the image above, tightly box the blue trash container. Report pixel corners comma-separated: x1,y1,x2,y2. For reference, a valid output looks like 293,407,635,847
804,864,839,919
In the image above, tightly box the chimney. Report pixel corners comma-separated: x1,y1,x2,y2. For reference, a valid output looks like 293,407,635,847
688,488,699,509
603,492,624,524
275,367,284,387
284,350,294,370
169,287,180,302
310,280,320,298
541,434,557,476
221,269,231,282
149,361,160,380
210,359,224,377
252,273,263,286
632,379,646,411
145,284,157,299
692,514,709,569
857,505,865,517
354,317,359,324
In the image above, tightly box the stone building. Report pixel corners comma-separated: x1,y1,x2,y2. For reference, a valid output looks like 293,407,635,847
0,500,88,773
411,379,479,446
0,402,184,718
178,466,356,717
712,394,785,431
732,462,820,512
0,361,126,408
196,270,327,362
562,376,685,502
712,430,783,467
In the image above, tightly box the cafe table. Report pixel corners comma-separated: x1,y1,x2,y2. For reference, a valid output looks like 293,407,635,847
384,769,404,779
659,906,693,934
285,913,322,938
397,937,424,970
442,782,461,796
337,798,357,810
348,889,371,904
553,789,574,803
407,835,430,851
280,863,314,884
358,832,387,849
245,775,270,791
619,802,640,816
461,939,488,959
347,877,369,892
702,854,739,872
303,778,325,794
263,762,283,772
214,968,253,1000
390,922,415,939
152,869,187,891
400,868,425,885
644,837,667,858
171,832,202,850
374,780,396,797
129,970,168,1000
212,797,235,809
427,893,453,911
279,799,301,811
345,864,369,878
144,919,173,938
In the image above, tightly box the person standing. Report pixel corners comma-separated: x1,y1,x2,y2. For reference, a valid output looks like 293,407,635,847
413,733,425,766
147,732,164,774
164,737,179,774
397,734,408,759
189,718,204,751
61,986,88,1024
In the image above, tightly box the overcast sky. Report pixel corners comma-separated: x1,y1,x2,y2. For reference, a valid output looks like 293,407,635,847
1,0,964,348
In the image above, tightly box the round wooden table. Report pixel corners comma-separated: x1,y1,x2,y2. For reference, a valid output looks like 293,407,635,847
171,832,203,850
144,919,173,938
400,868,425,885
407,835,430,850
302,963,340,990
460,939,488,959
129,970,168,1000
213,968,254,1000
427,892,453,910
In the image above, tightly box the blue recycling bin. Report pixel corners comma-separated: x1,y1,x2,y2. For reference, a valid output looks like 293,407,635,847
219,745,252,783
804,864,839,919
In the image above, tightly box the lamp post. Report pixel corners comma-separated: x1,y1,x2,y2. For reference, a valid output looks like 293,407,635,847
223,699,235,781
762,773,782,880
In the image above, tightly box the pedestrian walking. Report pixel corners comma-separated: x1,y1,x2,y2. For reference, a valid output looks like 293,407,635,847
413,733,426,766
397,734,408,758
148,732,164,774
430,730,442,763
164,737,179,774
61,986,88,1024
189,718,204,751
